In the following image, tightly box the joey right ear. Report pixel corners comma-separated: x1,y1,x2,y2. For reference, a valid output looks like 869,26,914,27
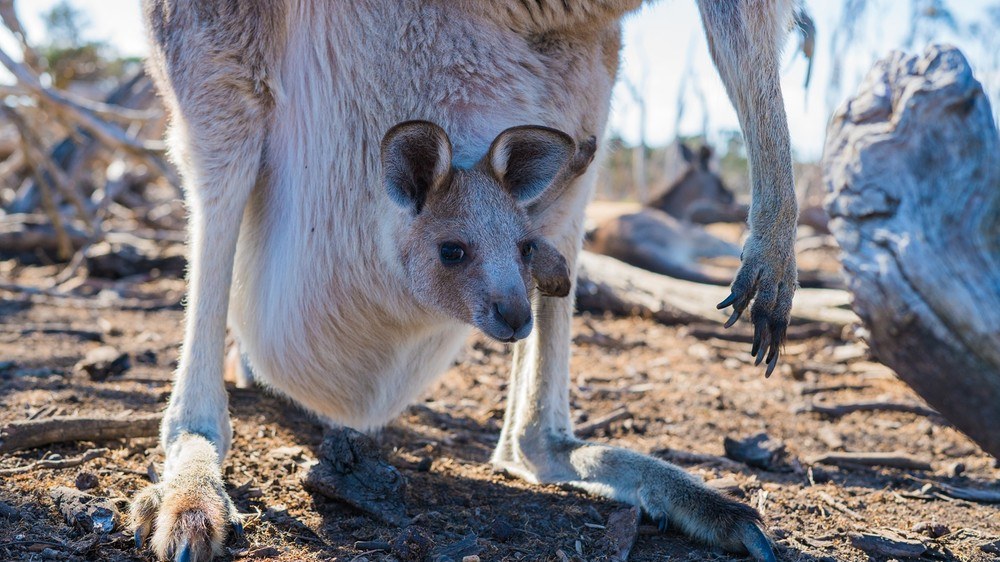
381,120,453,213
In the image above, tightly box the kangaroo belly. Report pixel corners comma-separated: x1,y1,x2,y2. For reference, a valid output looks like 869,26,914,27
229,1,619,429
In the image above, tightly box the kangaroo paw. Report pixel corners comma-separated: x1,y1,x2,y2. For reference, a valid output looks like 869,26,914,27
131,434,239,562
718,237,795,377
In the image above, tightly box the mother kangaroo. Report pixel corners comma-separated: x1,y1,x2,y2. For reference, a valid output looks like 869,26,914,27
133,1,798,560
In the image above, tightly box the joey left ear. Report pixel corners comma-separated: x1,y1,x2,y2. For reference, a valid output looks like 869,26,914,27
381,120,453,214
487,125,575,204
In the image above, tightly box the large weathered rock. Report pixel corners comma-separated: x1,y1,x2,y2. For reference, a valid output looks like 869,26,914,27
823,45,1000,457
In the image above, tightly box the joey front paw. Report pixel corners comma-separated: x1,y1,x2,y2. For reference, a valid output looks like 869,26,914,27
717,238,796,377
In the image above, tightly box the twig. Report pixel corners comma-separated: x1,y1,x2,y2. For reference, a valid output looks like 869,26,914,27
686,322,836,343
817,491,863,521
576,407,631,438
799,383,871,396
795,400,939,418
0,447,108,475
0,414,162,453
906,477,1000,503
806,451,932,471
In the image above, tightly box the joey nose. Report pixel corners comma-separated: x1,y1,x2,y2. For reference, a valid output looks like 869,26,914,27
492,299,532,339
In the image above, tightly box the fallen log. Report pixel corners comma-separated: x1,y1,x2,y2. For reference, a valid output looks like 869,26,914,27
0,414,161,453
823,45,1000,458
575,251,858,327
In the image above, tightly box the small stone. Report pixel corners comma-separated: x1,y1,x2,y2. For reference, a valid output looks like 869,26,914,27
723,433,787,470
248,546,281,559
415,456,433,472
462,557,480,562
75,346,130,381
946,461,966,478
74,471,99,491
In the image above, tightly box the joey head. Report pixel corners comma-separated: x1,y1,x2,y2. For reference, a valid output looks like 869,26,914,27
381,121,593,342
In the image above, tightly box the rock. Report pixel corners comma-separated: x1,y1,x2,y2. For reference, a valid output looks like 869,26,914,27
49,486,119,533
723,433,787,470
75,346,130,381
849,530,926,558
74,471,99,491
390,526,434,561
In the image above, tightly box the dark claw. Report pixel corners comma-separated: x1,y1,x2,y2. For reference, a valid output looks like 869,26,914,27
658,516,668,532
754,331,772,366
724,309,742,328
717,292,738,310
134,529,144,549
177,542,192,562
741,522,778,562
765,353,779,378
232,518,245,540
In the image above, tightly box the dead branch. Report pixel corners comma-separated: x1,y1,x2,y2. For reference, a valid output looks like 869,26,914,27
576,407,631,438
577,251,859,327
0,448,109,475
795,400,939,419
685,322,837,343
0,414,161,453
824,45,1000,457
806,451,932,471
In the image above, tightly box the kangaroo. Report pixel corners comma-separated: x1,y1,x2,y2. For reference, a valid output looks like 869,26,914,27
133,2,798,561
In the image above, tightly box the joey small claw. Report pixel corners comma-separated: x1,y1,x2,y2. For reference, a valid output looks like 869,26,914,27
134,528,144,549
657,516,669,532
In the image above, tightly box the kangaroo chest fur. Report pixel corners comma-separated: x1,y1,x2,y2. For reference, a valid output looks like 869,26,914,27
228,2,620,429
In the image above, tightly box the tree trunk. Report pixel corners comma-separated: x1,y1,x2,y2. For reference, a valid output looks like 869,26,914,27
823,45,1000,458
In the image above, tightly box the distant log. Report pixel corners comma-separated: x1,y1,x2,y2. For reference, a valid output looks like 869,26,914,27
575,251,857,327
824,46,1000,458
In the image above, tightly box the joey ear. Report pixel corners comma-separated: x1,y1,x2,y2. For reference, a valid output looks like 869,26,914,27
679,142,695,163
698,145,713,170
381,120,452,213
487,125,575,204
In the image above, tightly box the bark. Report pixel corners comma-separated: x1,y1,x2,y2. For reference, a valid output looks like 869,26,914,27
823,45,1000,458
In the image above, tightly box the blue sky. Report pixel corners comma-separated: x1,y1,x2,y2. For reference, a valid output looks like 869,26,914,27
7,0,998,161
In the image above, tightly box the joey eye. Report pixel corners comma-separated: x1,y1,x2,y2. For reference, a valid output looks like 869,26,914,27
520,241,536,260
439,242,466,265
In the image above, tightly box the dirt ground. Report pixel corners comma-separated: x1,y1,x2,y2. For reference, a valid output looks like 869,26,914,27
1,261,999,562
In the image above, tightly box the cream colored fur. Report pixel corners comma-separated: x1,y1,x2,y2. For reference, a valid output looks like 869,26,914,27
132,2,797,561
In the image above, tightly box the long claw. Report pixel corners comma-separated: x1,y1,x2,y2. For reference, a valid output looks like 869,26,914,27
740,523,778,562
718,292,738,310
724,309,742,328
754,331,772,366
750,329,762,357
177,542,192,562
232,517,245,540
765,353,779,378
134,528,144,549
658,516,668,532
